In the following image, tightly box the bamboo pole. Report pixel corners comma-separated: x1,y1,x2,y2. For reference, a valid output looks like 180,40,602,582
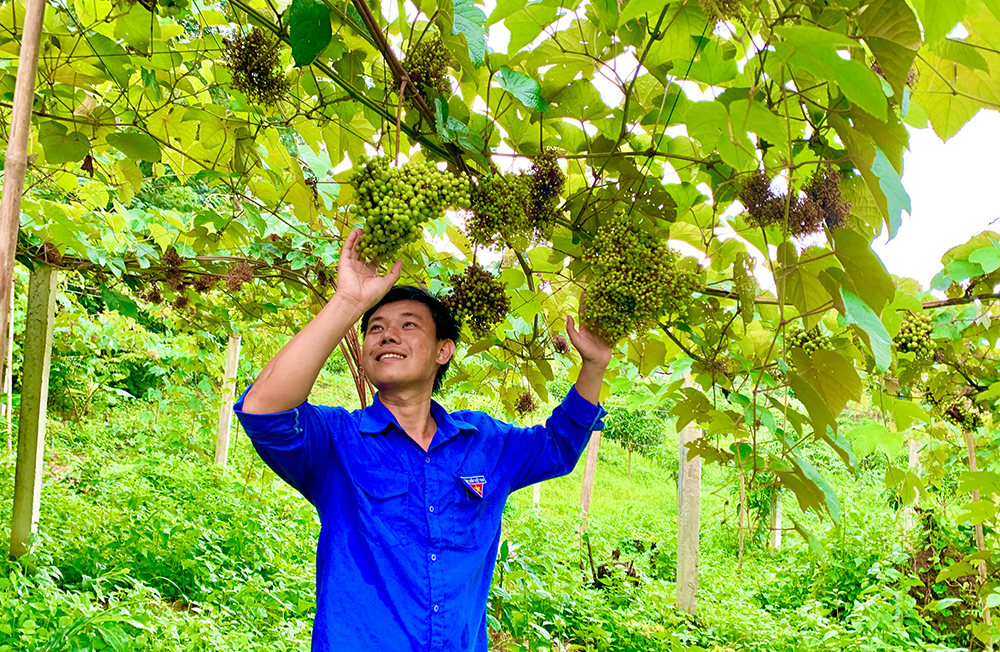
965,431,993,650
3,286,13,455
677,422,701,615
214,333,242,468
576,431,602,540
9,264,56,559
0,0,47,376
768,492,782,549
903,437,922,531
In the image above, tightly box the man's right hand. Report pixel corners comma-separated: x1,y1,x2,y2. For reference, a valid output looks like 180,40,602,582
241,230,402,414
335,228,402,314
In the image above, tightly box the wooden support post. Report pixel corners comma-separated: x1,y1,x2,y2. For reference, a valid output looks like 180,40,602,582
903,437,922,531
3,286,14,455
676,423,701,615
576,431,602,540
9,264,56,559
768,492,782,549
532,482,540,509
0,0,47,376
214,333,242,468
966,431,993,650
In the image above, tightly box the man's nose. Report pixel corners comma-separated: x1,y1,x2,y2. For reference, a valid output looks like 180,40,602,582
380,329,399,344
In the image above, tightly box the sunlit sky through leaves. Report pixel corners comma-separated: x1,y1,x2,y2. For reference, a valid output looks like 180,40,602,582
873,110,1000,290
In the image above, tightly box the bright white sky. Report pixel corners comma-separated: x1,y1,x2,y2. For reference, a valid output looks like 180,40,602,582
873,109,1000,289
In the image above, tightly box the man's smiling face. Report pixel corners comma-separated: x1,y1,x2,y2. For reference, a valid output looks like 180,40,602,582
361,300,455,394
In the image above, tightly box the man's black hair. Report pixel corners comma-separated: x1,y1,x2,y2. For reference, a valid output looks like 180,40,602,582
360,286,460,393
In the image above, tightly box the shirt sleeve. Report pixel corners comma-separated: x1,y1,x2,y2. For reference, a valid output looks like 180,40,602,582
503,385,607,492
233,385,345,505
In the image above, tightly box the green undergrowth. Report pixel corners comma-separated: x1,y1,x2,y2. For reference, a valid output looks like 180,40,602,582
0,385,974,651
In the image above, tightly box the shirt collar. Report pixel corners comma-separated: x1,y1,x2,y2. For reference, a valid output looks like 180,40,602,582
359,394,477,440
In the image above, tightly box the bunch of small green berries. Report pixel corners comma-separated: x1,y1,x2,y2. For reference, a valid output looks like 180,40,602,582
401,35,452,96
893,311,934,356
943,398,985,431
581,214,696,344
442,263,511,337
352,156,471,261
467,150,566,247
221,28,290,107
785,325,834,355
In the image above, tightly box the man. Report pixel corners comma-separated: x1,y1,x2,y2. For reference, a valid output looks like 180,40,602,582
236,228,612,651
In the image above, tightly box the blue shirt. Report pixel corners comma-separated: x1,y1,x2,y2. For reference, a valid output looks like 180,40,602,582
234,386,606,652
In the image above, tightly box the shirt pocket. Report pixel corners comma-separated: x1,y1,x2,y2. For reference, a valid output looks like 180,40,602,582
353,467,410,547
447,473,501,551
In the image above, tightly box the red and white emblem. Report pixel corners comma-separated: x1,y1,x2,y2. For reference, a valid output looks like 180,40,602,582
461,475,486,497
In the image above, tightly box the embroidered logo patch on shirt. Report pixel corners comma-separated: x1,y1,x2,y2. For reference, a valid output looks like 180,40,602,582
461,475,486,497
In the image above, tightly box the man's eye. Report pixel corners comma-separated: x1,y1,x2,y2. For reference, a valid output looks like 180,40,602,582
370,325,382,332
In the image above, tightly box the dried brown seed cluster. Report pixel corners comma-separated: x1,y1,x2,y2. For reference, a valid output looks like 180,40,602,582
225,262,254,292
221,28,290,107
552,334,570,355
514,391,538,416
739,167,850,236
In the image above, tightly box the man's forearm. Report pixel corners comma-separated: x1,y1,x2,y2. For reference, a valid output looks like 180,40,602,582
241,295,367,414
573,360,607,407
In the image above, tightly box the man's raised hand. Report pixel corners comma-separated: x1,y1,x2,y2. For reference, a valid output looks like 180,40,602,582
336,228,402,313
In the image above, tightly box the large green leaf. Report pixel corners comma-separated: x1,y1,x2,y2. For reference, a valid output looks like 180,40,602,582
106,132,162,162
918,0,967,45
859,0,922,99
775,26,888,121
38,121,91,164
833,228,894,314
848,422,903,458
841,288,892,372
289,0,333,67
452,0,487,66
795,453,842,524
871,146,910,238
618,0,668,26
496,66,549,112
791,348,862,421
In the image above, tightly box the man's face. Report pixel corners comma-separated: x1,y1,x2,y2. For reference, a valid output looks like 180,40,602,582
360,300,455,393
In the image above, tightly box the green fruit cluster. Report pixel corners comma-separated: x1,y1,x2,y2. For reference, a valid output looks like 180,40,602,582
467,150,566,247
442,263,511,337
221,28,290,107
401,35,452,96
943,399,985,431
352,156,471,262
581,214,696,344
893,311,934,356
467,174,532,246
786,325,834,354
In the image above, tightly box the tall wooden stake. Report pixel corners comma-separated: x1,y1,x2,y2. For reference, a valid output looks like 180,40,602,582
966,431,993,650
3,286,14,455
9,264,56,559
903,437,922,531
768,492,782,549
214,333,242,468
576,431,602,540
0,0,47,372
677,422,701,615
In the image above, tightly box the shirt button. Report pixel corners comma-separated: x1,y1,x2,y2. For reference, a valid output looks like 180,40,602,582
428,506,435,513
430,554,437,561
425,457,430,463
433,605,439,612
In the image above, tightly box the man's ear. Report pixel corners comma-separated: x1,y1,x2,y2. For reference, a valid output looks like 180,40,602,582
436,339,456,365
